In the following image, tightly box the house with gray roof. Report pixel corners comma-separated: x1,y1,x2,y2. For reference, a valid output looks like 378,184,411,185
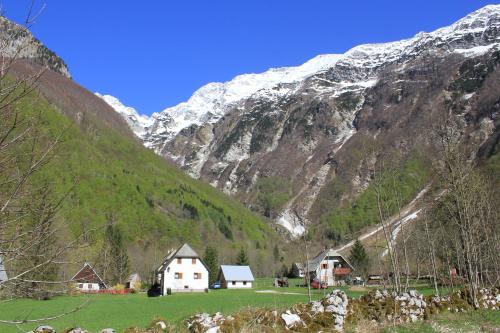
156,243,208,295
218,265,254,289
305,248,353,286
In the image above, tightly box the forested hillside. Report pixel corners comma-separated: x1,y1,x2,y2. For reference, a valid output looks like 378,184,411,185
6,62,280,281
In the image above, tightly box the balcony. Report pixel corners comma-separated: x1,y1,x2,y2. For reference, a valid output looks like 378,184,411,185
333,267,352,275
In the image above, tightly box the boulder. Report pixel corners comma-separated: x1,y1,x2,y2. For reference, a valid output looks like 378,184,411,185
34,326,56,333
100,329,116,333
281,311,302,328
66,329,89,333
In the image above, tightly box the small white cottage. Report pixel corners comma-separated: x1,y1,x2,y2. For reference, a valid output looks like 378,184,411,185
0,256,8,283
72,262,107,292
156,243,208,295
218,265,254,289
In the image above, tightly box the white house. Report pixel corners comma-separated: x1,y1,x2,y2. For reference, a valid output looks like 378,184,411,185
72,262,107,292
0,256,7,283
218,265,254,289
156,243,208,295
305,248,353,286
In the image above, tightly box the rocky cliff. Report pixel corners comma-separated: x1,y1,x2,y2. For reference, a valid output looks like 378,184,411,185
106,5,500,238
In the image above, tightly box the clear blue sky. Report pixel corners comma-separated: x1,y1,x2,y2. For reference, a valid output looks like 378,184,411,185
2,1,496,116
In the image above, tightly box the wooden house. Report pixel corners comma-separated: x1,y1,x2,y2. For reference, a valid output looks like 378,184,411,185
305,248,353,286
72,262,107,292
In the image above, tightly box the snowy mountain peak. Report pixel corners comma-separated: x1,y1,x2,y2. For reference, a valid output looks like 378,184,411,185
95,93,152,137
109,4,500,152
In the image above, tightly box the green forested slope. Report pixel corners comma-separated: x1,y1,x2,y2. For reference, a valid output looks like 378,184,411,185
16,82,278,278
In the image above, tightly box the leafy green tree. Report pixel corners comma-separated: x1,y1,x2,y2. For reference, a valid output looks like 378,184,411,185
235,248,249,266
349,239,369,278
203,246,219,284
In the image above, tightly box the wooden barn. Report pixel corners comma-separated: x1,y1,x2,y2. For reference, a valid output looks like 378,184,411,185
72,262,107,292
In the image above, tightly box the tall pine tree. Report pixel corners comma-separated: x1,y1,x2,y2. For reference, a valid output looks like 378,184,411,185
349,239,369,278
235,248,249,266
203,246,219,284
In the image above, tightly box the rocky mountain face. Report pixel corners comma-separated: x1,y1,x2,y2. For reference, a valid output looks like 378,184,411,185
0,16,70,78
106,5,500,237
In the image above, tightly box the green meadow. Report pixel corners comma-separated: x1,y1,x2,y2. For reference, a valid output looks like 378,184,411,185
0,279,468,333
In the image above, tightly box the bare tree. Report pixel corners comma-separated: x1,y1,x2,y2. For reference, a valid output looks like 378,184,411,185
0,2,91,324
373,159,402,292
293,209,312,302
431,119,500,307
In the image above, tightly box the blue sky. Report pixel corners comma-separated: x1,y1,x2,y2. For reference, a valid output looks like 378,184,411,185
2,1,496,116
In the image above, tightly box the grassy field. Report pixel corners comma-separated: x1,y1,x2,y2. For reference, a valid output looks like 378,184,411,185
0,278,361,332
0,279,477,333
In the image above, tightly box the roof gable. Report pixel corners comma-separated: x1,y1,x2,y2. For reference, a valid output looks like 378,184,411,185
157,243,207,272
175,243,199,258
72,263,107,287
220,265,254,281
306,249,353,271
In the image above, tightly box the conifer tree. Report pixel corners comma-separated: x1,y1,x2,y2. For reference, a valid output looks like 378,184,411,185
203,246,219,284
236,248,249,266
349,239,369,278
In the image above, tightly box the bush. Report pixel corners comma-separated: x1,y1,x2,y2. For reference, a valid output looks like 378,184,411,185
112,283,125,291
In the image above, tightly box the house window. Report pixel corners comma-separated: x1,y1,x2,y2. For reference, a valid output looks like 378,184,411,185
184,285,189,289
194,272,202,279
175,272,183,279
167,267,170,272
321,263,327,269
192,258,196,264
78,284,83,289
88,284,92,289
177,258,182,264
243,281,247,285
232,281,236,285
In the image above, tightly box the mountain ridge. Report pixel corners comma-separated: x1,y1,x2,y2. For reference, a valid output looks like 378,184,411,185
0,16,71,78
104,4,500,239
103,4,499,146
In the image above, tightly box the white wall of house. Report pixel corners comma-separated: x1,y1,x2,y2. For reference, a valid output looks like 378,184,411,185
226,280,252,289
315,258,339,286
75,282,100,291
161,258,208,294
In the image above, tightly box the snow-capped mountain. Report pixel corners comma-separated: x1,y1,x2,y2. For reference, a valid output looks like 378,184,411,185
95,93,152,137
106,5,499,146
105,5,500,237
